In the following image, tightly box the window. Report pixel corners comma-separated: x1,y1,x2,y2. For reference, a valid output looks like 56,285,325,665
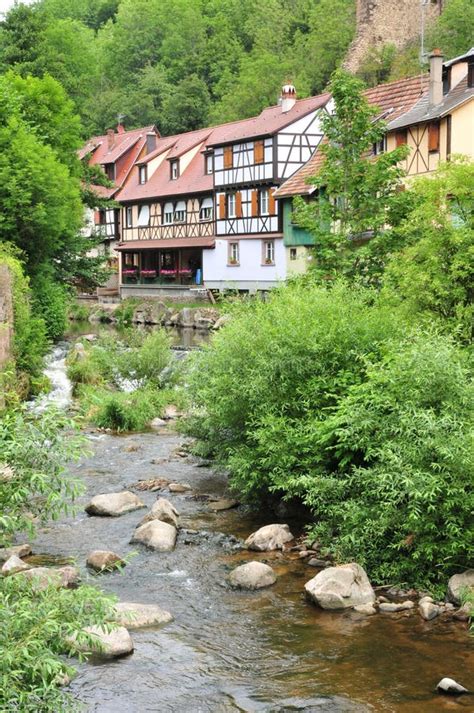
170,160,179,180
290,247,297,261
103,164,115,181
139,166,147,184
137,204,150,226
205,154,213,175
227,193,236,218
395,129,408,147
174,200,186,223
428,121,440,153
223,146,233,169
163,202,173,225
125,207,133,228
200,197,213,221
468,62,474,89
254,139,264,164
263,240,275,265
98,209,106,225
228,241,239,265
372,138,385,155
259,189,269,215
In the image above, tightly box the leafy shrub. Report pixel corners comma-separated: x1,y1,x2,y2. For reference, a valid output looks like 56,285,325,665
79,385,170,432
31,267,70,342
114,297,140,325
68,301,92,321
0,572,116,711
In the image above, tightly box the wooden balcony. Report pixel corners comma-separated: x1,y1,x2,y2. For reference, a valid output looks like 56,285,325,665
136,220,214,241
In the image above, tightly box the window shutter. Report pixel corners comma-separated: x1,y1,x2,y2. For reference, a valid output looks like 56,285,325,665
251,190,258,217
395,129,407,147
269,190,276,215
219,194,226,219
224,146,233,169
428,121,440,152
94,210,100,224
254,140,264,164
236,192,243,218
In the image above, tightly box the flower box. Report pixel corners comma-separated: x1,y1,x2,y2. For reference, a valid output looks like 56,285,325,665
141,270,157,277
122,269,138,276
179,268,192,275
160,269,177,276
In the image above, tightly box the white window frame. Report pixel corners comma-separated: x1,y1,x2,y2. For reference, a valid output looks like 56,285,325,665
170,160,179,180
174,200,186,224
259,189,269,216
205,154,213,175
163,202,174,225
227,193,236,219
199,197,213,222
137,204,150,227
289,247,297,261
228,241,239,265
263,239,275,265
138,165,147,184
125,206,133,228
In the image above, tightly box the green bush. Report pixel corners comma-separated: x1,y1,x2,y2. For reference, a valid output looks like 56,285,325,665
32,268,70,342
79,384,171,432
186,281,405,497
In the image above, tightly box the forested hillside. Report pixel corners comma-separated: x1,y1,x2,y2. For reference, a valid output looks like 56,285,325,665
0,0,471,136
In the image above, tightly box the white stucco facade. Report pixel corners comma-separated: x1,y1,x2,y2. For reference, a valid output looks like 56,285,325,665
203,238,287,291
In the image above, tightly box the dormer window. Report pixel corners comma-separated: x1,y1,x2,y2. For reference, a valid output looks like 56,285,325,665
139,166,147,185
103,164,115,181
205,153,213,175
372,137,385,155
170,160,179,180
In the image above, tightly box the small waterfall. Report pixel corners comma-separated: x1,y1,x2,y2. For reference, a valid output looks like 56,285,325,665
33,342,72,412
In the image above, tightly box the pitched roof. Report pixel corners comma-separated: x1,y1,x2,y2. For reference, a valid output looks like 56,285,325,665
274,75,429,199
388,75,474,131
444,47,474,68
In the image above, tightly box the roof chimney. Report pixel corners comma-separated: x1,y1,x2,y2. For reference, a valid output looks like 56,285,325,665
429,48,444,106
280,83,296,113
146,132,156,154
106,128,115,150
117,122,125,134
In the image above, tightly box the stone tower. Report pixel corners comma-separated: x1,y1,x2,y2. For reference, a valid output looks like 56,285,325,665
344,0,444,73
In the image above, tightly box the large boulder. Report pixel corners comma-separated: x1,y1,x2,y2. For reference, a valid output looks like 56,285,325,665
447,569,474,606
86,550,125,572
139,498,179,528
0,543,32,562
228,561,277,590
85,491,145,517
114,602,173,629
437,678,469,695
1,555,31,575
16,566,80,591
130,520,177,551
245,524,294,552
68,625,133,659
305,563,375,610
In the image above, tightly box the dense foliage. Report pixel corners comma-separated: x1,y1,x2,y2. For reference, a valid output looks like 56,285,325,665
0,0,356,135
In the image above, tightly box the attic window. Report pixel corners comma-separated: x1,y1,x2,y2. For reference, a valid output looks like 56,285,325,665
103,164,115,181
428,121,440,153
170,160,179,180
205,153,213,175
139,166,147,184
395,129,408,147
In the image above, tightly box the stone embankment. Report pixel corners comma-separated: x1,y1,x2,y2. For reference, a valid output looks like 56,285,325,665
76,300,230,331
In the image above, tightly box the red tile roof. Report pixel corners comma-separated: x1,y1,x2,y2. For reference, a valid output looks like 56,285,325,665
274,75,429,199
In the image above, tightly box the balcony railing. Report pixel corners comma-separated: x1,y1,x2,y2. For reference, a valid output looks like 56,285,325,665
121,269,198,286
133,221,214,241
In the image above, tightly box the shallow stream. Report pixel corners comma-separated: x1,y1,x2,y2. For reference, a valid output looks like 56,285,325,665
29,344,474,712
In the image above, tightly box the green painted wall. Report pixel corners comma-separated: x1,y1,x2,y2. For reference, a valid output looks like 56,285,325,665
282,199,315,247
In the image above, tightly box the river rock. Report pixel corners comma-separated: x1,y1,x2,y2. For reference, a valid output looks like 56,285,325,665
447,569,474,605
209,499,239,512
213,314,231,330
86,550,125,572
1,555,31,575
131,520,177,551
419,601,440,621
164,405,181,420
150,417,167,430
0,543,32,562
68,625,134,659
168,482,191,493
139,498,179,528
437,678,469,695
354,603,377,615
85,491,145,517
245,524,294,552
16,566,79,590
308,558,330,568
453,603,471,622
379,601,414,613
304,563,375,610
114,602,173,629
228,562,277,590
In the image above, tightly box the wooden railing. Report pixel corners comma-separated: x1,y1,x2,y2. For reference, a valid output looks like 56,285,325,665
135,221,215,241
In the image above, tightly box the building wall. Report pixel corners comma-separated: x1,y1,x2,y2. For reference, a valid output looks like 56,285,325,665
216,187,279,236
203,237,286,290
121,194,214,242
282,199,315,246
214,138,274,187
276,110,326,179
450,100,474,158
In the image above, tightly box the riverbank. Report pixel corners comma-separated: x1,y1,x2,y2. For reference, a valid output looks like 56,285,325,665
27,424,473,712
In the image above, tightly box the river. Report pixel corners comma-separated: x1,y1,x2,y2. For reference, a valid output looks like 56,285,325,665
29,341,474,712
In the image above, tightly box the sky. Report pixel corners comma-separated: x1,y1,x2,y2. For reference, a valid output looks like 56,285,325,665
0,0,33,15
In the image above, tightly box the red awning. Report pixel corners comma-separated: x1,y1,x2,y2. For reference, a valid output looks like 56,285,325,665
116,237,215,251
